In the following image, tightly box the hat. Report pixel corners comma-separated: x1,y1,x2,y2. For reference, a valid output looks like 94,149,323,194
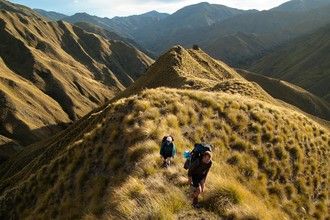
166,136,173,142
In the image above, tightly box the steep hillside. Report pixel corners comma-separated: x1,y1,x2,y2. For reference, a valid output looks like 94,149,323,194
1,46,328,220
250,24,330,102
0,0,153,150
237,69,330,121
74,21,155,58
204,32,268,66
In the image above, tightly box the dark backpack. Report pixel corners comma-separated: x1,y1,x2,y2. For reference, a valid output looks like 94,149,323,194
183,143,212,170
191,143,212,162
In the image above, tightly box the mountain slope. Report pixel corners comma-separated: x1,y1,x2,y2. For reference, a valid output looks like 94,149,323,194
120,46,274,103
35,1,330,67
272,0,330,12
63,10,169,40
204,32,268,66
132,2,255,55
237,69,330,121
74,21,155,58
0,47,328,220
250,24,330,102
119,1,330,66
57,2,254,56
151,2,251,30
0,0,153,151
34,8,67,20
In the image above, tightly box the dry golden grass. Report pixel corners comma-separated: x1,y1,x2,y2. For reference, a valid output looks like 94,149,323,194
0,87,328,219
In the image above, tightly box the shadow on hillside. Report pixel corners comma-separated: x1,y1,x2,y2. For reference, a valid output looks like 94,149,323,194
0,122,71,170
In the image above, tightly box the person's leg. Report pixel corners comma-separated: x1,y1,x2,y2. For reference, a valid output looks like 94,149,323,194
191,176,202,206
193,185,201,206
166,157,171,166
161,156,167,167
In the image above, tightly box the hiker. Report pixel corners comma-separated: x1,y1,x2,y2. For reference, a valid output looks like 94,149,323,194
188,151,212,207
184,143,212,170
160,136,176,168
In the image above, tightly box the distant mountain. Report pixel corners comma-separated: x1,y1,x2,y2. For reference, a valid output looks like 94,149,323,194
154,2,253,30
32,1,330,66
0,0,153,159
62,10,169,39
272,0,330,12
250,24,330,102
132,2,255,53
52,2,253,55
162,4,330,66
118,1,330,66
34,8,67,20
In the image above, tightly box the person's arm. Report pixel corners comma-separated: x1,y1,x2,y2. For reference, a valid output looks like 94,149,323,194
172,143,176,157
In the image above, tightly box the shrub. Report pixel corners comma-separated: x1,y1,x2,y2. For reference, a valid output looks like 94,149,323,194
274,145,285,160
227,154,241,165
261,132,273,142
203,185,242,214
192,44,200,50
249,123,261,133
288,146,302,160
239,165,256,179
267,184,283,199
230,139,248,152
135,99,151,112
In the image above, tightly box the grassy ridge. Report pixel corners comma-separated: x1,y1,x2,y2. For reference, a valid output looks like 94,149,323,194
0,88,328,219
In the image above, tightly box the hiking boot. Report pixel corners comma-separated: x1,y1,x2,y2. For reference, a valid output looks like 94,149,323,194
193,203,201,209
192,197,199,208
162,161,169,168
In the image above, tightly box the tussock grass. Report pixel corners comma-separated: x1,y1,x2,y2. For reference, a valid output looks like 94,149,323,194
0,88,329,220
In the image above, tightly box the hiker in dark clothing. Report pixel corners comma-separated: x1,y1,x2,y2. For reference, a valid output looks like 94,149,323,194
188,151,212,207
160,136,176,168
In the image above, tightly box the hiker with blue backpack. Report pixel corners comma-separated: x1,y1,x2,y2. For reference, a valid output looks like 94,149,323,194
160,136,176,168
184,143,213,207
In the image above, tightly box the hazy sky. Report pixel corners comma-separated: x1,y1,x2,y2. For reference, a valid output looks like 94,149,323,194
10,0,290,17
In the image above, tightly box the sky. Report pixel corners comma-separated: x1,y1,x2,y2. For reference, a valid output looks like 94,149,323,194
9,0,290,18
